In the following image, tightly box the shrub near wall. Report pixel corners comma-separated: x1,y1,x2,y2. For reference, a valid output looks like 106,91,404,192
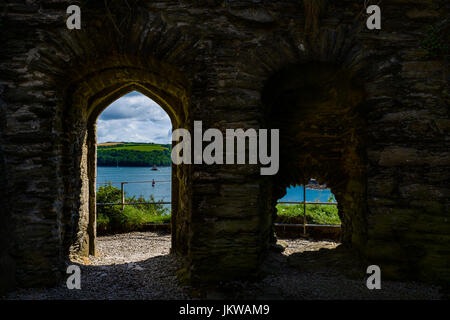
276,204,341,225
96,184,170,234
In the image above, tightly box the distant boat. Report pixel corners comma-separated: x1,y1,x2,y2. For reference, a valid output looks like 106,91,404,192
151,164,158,171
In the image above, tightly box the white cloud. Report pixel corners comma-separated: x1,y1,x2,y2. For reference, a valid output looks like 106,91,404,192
97,91,172,144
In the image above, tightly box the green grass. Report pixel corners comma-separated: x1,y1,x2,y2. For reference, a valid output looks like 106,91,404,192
97,205,171,234
101,143,168,152
276,203,341,225
118,205,170,227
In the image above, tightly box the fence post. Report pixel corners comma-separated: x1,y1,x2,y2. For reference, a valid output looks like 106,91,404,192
121,182,125,210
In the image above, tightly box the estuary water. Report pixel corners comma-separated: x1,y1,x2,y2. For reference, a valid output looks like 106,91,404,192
97,166,172,202
96,166,335,203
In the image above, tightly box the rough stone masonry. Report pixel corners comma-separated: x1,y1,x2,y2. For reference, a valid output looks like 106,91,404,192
0,0,449,294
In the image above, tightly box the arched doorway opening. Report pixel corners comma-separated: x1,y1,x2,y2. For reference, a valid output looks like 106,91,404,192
95,91,172,236
263,62,368,251
59,65,192,264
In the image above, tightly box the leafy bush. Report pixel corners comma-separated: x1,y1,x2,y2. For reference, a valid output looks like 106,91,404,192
276,203,341,225
97,213,110,232
96,183,170,233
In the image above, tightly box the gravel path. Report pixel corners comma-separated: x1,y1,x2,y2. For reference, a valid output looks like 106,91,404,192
4,232,444,300
5,232,188,300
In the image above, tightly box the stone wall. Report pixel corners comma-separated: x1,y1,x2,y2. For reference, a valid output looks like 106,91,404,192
264,62,368,248
0,0,449,293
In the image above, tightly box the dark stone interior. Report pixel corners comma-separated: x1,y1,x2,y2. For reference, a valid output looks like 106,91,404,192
264,62,367,248
0,0,448,294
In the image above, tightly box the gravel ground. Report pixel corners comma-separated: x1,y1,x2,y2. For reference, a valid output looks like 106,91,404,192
4,232,444,300
5,232,188,300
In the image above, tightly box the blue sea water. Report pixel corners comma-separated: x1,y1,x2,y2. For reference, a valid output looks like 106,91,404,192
96,166,172,202
280,185,335,203
96,167,335,204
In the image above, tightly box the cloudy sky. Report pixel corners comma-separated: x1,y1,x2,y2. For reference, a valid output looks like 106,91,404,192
97,91,172,144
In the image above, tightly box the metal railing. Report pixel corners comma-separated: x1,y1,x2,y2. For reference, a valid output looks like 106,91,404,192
276,186,339,235
96,180,341,235
96,179,171,210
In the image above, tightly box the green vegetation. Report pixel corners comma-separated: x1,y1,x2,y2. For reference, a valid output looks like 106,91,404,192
97,142,172,166
96,182,340,235
96,183,170,234
276,203,341,225
99,143,168,152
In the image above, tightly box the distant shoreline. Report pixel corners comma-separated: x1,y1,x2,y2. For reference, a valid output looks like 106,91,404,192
97,142,171,167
